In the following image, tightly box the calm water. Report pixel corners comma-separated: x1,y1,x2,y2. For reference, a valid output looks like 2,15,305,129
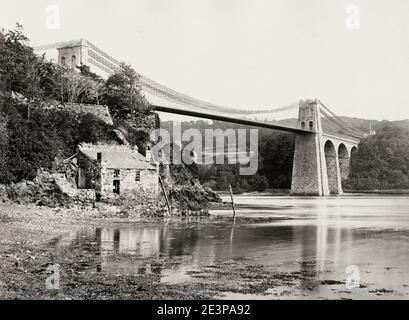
59,195,409,298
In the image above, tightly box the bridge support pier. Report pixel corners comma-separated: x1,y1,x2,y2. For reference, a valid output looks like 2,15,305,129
290,133,329,196
325,149,343,195
290,99,360,196
290,100,345,196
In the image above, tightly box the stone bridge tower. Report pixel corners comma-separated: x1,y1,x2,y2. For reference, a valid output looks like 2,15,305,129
55,39,121,79
57,39,89,70
290,100,330,196
290,100,359,196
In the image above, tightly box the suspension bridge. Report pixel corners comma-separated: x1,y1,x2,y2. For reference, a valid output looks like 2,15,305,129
34,39,365,196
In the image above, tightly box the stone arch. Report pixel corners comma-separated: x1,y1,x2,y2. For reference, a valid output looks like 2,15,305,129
338,143,350,184
61,56,67,67
309,121,314,130
324,140,340,194
71,55,77,68
349,146,358,176
301,121,305,129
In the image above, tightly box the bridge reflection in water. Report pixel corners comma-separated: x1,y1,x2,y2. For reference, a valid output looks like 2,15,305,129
61,216,356,286
59,195,409,294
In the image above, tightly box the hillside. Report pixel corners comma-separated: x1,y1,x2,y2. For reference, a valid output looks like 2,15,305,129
161,115,409,192
345,124,409,190
0,25,220,211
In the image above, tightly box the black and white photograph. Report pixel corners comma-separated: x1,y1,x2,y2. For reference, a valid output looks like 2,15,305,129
1,0,409,309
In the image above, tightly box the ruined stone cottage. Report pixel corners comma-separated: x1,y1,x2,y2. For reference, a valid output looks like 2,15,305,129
74,143,158,199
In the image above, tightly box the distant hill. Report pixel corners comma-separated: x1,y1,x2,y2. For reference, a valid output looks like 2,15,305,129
161,116,409,192
345,123,409,190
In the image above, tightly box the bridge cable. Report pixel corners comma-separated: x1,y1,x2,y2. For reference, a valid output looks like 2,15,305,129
139,74,299,115
318,100,366,136
319,109,363,139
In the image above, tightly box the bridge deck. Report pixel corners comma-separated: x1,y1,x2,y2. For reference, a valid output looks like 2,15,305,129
152,105,310,134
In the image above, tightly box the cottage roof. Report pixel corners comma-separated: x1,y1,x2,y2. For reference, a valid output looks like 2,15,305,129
78,144,156,170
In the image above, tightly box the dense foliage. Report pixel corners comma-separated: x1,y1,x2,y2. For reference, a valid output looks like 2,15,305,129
103,63,150,118
0,25,151,112
0,100,113,183
259,133,295,189
2,25,408,193
0,25,152,184
0,113,8,182
345,124,409,190
161,120,293,192
164,118,409,192
0,25,44,99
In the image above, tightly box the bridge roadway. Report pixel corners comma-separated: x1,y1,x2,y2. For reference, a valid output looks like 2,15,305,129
151,104,310,134
151,105,362,145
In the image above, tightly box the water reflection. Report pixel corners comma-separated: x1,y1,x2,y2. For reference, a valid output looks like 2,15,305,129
60,196,409,291
63,219,350,282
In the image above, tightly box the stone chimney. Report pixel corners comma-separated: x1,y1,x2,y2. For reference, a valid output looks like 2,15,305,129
145,145,152,162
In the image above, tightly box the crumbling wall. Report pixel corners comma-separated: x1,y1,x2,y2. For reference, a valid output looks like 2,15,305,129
62,103,113,125
77,152,100,189
53,173,96,205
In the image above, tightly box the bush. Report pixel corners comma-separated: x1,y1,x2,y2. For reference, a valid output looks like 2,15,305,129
0,100,113,183
346,125,409,190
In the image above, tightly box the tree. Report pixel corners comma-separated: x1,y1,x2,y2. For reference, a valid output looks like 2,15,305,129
5,102,60,181
53,69,104,104
0,30,6,93
0,97,114,183
103,63,150,119
240,179,250,191
0,24,44,100
259,133,295,188
346,124,409,190
77,64,104,83
0,113,9,181
255,175,269,191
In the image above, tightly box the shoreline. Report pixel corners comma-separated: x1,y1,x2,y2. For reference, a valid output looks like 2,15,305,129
216,189,409,196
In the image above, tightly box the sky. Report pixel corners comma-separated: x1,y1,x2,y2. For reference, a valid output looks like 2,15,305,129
1,0,409,121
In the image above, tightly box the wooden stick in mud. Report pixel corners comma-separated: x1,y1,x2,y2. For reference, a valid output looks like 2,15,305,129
229,184,236,219
159,176,171,214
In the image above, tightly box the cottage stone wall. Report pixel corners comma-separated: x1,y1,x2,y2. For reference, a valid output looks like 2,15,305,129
53,173,96,204
77,153,100,189
75,143,159,200
100,166,158,198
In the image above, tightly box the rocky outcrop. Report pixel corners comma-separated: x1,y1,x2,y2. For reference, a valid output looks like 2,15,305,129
1,169,95,208
53,173,96,206
2,170,72,207
161,163,222,212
